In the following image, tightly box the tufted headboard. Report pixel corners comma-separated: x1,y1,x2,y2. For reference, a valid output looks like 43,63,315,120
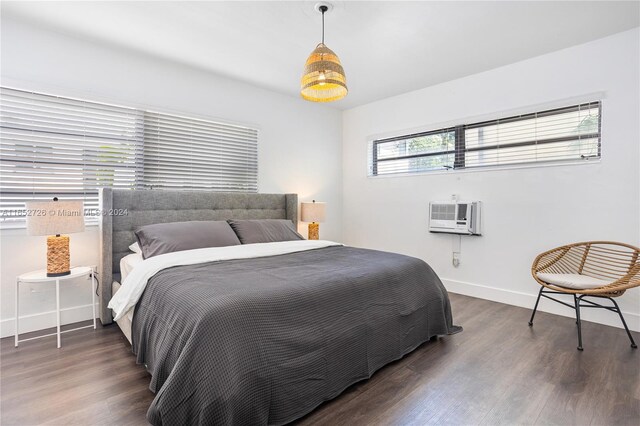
98,188,298,324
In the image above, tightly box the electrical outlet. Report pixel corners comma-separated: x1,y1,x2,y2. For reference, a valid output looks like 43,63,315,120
452,253,460,267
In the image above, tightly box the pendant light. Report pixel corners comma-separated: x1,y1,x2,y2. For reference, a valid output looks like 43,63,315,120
300,3,348,103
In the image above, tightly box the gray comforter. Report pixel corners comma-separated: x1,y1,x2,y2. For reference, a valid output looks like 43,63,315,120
131,245,459,425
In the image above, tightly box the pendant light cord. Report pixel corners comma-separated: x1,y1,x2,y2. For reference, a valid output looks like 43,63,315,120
321,8,325,44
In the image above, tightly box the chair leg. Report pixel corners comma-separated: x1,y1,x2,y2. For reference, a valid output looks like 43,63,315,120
529,287,543,326
574,295,584,351
608,297,638,349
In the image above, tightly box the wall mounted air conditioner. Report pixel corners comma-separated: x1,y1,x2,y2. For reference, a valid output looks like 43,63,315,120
429,201,482,235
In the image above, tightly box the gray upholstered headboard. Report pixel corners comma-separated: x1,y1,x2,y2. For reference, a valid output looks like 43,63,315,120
98,188,298,324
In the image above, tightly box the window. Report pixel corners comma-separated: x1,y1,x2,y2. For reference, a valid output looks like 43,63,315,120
0,87,258,226
369,102,601,176
143,111,257,191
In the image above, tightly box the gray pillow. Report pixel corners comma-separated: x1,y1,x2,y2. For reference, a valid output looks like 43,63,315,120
135,220,241,259
227,219,304,244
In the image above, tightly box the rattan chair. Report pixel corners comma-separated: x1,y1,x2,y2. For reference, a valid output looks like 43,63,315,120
529,241,639,350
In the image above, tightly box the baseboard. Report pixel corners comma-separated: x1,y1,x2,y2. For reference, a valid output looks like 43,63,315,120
442,278,640,332
0,303,98,338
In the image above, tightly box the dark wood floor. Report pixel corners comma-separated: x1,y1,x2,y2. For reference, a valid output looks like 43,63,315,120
2,293,638,425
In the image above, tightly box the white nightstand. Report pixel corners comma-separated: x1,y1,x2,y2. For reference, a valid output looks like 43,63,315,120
15,266,96,348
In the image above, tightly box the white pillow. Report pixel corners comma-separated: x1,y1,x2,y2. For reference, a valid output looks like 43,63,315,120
129,242,142,254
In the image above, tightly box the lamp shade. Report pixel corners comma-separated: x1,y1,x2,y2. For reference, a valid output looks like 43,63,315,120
300,43,347,102
25,200,85,236
301,201,326,223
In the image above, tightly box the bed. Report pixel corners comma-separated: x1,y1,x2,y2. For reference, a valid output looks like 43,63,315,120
99,188,460,425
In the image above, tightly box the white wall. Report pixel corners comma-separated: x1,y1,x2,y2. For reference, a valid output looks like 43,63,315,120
342,28,640,331
0,17,343,337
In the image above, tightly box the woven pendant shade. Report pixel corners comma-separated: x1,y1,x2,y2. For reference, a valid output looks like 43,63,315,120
301,43,348,102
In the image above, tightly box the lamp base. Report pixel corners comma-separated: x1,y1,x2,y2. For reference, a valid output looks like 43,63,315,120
308,222,319,240
47,235,71,277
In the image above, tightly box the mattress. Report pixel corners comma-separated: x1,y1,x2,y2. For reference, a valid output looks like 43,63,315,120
111,281,132,344
111,252,143,344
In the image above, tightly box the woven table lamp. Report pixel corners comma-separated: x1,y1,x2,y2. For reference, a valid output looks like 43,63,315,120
301,200,326,240
26,198,84,277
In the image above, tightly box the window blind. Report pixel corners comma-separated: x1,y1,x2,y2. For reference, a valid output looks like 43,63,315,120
142,111,258,192
0,87,259,226
0,87,143,224
369,102,601,176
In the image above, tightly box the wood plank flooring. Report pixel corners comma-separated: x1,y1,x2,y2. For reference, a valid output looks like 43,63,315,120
2,293,638,425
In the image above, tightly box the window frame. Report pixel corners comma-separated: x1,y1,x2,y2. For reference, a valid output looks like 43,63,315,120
370,101,602,176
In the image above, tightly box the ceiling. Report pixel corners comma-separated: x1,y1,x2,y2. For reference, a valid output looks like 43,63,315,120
2,1,639,109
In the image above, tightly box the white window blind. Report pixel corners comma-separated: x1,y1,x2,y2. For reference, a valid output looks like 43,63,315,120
369,102,601,176
0,87,142,224
463,102,601,168
142,111,258,192
0,87,259,226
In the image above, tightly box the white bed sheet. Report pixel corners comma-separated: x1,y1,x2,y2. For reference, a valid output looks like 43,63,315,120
119,252,144,282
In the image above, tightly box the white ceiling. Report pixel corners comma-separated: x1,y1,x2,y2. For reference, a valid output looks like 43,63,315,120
2,1,639,109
